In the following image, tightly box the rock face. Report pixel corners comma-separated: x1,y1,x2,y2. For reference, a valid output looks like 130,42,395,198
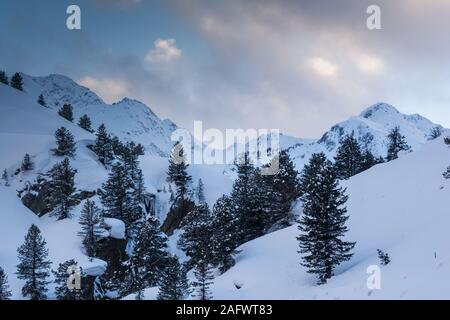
161,198,196,235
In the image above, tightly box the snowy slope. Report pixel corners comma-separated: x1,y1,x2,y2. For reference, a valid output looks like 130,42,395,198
20,73,178,156
211,137,450,299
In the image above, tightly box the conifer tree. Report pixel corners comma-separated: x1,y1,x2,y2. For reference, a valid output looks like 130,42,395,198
78,200,104,257
93,124,114,166
16,224,51,300
178,203,214,269
21,154,34,172
52,127,76,157
37,94,46,107
10,72,23,91
386,126,410,161
157,255,191,300
47,158,77,220
230,153,265,244
211,195,239,273
0,70,8,85
78,114,94,133
443,166,450,179
1,169,9,186
58,103,74,122
53,259,84,300
167,142,192,200
334,133,364,180
360,149,376,172
100,163,141,231
0,267,12,300
130,216,169,291
192,261,213,300
377,249,391,266
428,126,442,140
297,153,355,285
196,179,206,203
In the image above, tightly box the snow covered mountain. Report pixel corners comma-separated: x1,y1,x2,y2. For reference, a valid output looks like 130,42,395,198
244,103,445,171
20,73,178,156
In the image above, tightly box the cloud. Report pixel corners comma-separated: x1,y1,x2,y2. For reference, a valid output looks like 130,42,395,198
145,39,182,64
307,57,339,77
77,76,129,103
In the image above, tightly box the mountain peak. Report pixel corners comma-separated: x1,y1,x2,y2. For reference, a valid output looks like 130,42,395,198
360,102,400,119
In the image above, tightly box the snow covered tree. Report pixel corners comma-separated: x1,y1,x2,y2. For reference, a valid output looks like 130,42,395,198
443,166,450,179
0,267,12,300
0,70,8,85
93,124,114,166
211,195,239,273
157,255,191,300
16,224,51,300
297,153,355,285
37,94,46,107
58,103,74,122
377,249,391,266
230,153,266,244
10,72,23,91
53,259,84,300
78,114,94,133
360,149,376,172
428,126,442,140
167,142,192,200
47,158,77,220
195,178,206,204
130,216,169,291
386,126,410,161
100,163,141,232
1,169,9,187
79,200,104,257
192,261,214,300
334,133,363,180
445,137,450,145
52,127,76,157
178,203,214,269
21,154,34,172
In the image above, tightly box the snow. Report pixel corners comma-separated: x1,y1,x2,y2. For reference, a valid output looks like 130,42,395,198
211,137,450,299
103,218,126,240
2,72,450,300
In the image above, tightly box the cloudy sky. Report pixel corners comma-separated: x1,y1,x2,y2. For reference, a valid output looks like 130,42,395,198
1,0,450,138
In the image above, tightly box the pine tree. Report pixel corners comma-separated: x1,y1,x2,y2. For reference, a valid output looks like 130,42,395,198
211,195,239,273
192,261,213,300
16,224,51,300
78,200,104,257
0,70,8,85
52,127,76,157
157,255,191,300
0,267,12,300
58,103,74,122
167,142,192,200
360,149,376,172
443,166,450,179
230,153,265,244
377,249,391,266
93,124,114,166
78,114,94,133
46,158,77,220
297,153,355,285
130,216,169,291
10,72,23,91
334,133,364,180
21,154,34,172
37,94,46,107
100,163,141,231
1,169,9,187
428,126,442,140
196,179,206,203
386,126,410,161
178,203,214,269
53,259,84,300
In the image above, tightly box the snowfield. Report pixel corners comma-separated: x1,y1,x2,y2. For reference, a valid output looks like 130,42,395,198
1,74,450,299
